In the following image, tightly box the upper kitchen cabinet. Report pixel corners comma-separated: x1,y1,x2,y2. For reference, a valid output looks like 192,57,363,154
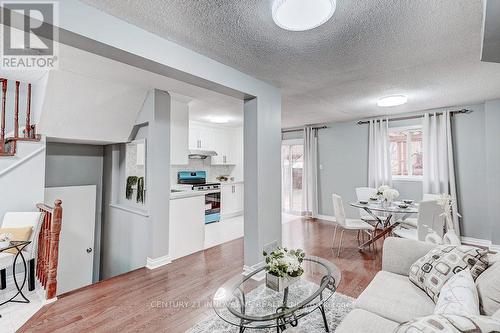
189,121,215,150
211,126,243,166
170,94,191,165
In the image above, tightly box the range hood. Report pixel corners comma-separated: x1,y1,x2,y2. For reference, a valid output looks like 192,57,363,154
188,149,218,159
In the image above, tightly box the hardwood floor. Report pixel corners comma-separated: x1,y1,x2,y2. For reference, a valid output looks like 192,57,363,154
20,218,383,333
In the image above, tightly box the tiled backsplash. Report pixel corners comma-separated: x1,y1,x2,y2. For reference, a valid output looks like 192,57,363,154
171,159,235,185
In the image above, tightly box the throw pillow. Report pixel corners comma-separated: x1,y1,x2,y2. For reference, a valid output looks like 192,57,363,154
409,245,488,302
0,226,33,254
476,261,500,316
435,269,480,316
395,314,500,333
494,308,500,321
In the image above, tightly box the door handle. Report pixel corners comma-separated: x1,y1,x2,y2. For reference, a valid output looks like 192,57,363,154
86,248,93,253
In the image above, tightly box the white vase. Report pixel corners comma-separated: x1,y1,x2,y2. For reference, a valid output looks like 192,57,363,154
265,273,300,292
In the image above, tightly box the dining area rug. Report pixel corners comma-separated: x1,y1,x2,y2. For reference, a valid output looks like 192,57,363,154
187,279,354,333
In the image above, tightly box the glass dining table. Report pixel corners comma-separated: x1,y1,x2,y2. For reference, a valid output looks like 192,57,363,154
350,200,418,249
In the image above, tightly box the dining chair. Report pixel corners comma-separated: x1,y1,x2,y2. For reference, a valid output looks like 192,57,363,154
393,200,445,242
332,194,375,256
355,187,378,222
401,193,441,228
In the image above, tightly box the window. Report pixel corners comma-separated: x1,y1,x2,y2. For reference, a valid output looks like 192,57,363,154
389,126,423,180
281,139,304,214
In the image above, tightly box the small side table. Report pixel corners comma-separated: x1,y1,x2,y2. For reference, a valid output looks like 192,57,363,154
0,240,31,318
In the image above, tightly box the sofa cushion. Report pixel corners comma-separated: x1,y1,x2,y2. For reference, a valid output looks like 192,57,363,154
476,261,500,316
395,314,500,333
355,271,435,323
408,245,489,302
335,309,399,333
435,269,479,316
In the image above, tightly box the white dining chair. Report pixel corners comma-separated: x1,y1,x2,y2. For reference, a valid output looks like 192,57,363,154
401,193,442,228
332,194,375,257
355,187,378,222
393,200,445,242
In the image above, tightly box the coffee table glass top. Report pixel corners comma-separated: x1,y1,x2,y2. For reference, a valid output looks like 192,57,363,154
213,256,341,329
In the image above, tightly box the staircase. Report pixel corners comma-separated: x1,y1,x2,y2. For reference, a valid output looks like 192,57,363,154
0,78,40,157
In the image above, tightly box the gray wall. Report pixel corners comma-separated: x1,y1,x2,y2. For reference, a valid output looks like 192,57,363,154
45,142,104,282
316,101,500,244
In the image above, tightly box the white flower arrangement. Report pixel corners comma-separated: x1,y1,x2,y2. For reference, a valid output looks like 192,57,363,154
377,185,399,201
263,247,305,278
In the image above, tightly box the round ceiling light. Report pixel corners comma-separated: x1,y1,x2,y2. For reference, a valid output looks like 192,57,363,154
272,0,336,31
377,95,408,107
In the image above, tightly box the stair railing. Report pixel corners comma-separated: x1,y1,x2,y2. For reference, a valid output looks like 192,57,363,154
36,200,63,300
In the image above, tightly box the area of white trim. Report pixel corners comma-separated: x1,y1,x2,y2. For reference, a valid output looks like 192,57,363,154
316,214,336,222
0,146,45,177
109,203,150,217
461,236,492,247
243,263,265,281
146,254,172,270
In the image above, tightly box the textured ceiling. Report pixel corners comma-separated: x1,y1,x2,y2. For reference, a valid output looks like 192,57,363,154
81,0,500,127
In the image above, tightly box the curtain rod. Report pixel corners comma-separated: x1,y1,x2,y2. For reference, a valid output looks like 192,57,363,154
356,109,472,125
281,125,328,133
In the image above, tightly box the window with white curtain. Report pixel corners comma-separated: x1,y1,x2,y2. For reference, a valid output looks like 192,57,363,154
389,126,423,180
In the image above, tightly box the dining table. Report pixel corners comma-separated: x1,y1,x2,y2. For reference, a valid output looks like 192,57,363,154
350,200,418,249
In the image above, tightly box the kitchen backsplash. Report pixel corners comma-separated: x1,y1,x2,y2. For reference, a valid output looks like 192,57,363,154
171,159,235,185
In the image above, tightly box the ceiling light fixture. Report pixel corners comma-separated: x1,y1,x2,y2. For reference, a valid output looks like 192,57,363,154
209,117,230,124
377,95,408,107
272,0,336,31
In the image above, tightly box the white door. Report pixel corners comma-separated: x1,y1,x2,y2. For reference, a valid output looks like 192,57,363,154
45,185,96,294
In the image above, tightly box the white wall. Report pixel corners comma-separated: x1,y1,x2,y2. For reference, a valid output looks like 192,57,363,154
0,140,46,221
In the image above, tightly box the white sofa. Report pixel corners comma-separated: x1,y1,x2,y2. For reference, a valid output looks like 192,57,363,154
336,237,500,332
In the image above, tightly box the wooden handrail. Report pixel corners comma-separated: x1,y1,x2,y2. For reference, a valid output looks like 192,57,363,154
36,200,63,300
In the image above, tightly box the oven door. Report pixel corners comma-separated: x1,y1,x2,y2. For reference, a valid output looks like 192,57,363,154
205,192,221,224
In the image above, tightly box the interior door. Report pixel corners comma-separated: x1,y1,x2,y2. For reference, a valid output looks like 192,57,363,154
44,185,96,294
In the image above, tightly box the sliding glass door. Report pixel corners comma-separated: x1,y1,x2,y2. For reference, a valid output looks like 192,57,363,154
282,140,304,215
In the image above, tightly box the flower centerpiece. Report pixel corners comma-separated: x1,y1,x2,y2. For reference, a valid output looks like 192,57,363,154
377,185,399,206
0,233,12,248
263,247,305,292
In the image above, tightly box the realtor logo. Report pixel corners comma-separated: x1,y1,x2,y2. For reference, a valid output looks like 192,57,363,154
1,1,58,70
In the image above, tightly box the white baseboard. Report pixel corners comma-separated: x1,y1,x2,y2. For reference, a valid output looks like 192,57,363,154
243,263,265,281
461,236,499,252
316,214,336,222
146,254,172,270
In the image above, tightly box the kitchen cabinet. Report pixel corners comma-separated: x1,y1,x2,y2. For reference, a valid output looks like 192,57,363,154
189,121,215,150
170,96,190,165
169,195,205,260
221,183,244,217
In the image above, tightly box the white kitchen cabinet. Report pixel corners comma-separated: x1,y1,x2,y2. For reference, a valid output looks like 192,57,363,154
169,195,205,260
189,121,216,150
170,96,190,165
221,183,244,217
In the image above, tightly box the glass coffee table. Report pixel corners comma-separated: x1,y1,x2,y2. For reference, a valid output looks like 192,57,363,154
213,256,341,332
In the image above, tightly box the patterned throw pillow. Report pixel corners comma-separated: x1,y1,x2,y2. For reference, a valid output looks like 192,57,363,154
394,314,500,333
409,245,488,302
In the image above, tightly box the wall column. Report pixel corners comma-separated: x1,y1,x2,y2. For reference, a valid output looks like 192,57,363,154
243,94,282,267
147,90,171,262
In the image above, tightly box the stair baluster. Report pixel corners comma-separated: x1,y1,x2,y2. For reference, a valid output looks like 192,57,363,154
0,79,6,153
14,81,19,140
25,83,32,139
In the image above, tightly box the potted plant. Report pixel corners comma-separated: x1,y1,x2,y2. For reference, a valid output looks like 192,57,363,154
263,247,305,292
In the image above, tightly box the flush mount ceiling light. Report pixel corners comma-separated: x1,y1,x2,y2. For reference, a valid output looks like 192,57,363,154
209,117,230,124
272,0,336,31
377,95,408,107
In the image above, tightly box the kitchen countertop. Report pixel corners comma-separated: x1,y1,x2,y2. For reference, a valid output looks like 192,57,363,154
216,180,244,185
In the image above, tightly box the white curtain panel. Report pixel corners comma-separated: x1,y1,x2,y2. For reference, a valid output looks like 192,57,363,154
422,112,460,235
302,126,319,218
368,118,392,188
